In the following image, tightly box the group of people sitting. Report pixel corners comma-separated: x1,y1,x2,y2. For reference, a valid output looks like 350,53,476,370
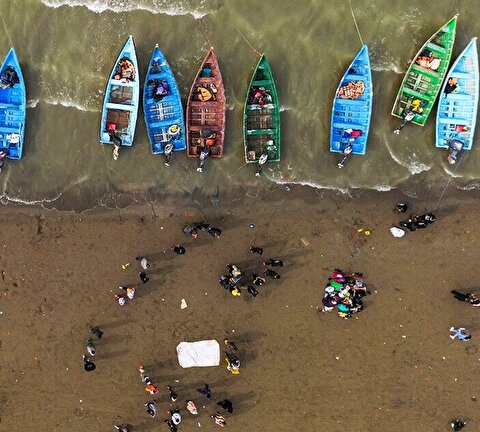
0,66,19,89
415,50,441,71
194,83,217,102
248,86,272,107
148,78,170,102
321,269,369,318
337,80,365,99
399,213,436,232
114,58,135,82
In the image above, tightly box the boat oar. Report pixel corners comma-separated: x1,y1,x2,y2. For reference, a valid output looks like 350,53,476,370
164,143,173,167
255,153,268,177
394,111,415,134
337,144,353,169
197,147,210,172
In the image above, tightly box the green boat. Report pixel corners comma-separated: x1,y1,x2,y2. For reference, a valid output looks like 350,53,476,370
243,54,280,164
391,15,458,126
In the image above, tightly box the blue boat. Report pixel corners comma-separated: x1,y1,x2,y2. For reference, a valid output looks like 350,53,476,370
330,45,373,160
0,48,26,160
99,36,139,157
143,44,186,159
436,37,478,161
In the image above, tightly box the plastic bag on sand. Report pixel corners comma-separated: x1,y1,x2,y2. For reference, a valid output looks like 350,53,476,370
177,340,220,368
390,227,405,238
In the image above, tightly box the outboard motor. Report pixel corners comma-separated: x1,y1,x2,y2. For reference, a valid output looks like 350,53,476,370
447,138,464,164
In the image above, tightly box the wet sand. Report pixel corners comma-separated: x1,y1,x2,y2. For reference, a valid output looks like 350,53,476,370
1,187,480,431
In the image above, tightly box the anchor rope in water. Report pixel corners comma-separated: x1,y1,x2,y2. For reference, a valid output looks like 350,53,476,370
432,152,466,212
197,19,213,48
454,1,467,40
348,0,364,46
0,9,13,47
234,26,262,58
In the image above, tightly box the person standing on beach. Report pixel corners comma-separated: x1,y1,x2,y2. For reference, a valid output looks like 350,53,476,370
211,412,226,427
186,400,198,415
145,401,157,417
172,245,186,255
196,383,212,399
183,224,198,238
217,399,233,413
139,272,149,284
91,326,103,339
264,268,280,279
167,385,178,402
207,227,222,238
82,354,96,372
264,258,283,267
135,256,150,270
86,337,95,356
249,246,263,255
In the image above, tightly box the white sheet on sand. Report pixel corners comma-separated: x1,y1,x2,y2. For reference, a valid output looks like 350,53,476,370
176,340,220,368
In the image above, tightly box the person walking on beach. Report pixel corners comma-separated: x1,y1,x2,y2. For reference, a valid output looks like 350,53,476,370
167,385,178,402
186,400,198,415
217,399,233,413
211,412,226,427
172,245,186,255
264,258,283,267
196,383,212,399
135,256,150,270
207,227,222,238
82,354,96,372
139,272,149,284
86,337,95,356
91,326,103,339
145,401,157,418
450,327,471,341
249,246,263,255
264,268,280,279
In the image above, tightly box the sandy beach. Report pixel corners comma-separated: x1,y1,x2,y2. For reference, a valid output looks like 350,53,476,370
1,186,480,431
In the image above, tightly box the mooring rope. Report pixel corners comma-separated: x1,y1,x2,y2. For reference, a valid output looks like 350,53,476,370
348,0,364,46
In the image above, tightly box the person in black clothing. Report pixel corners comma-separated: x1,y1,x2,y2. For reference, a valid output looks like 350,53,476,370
249,246,263,255
264,258,283,267
90,326,103,339
82,354,96,372
396,202,408,213
196,383,212,399
264,268,280,279
252,273,265,286
195,222,210,231
172,245,186,255
247,285,258,297
217,399,233,413
207,227,222,238
139,272,149,283
451,290,480,306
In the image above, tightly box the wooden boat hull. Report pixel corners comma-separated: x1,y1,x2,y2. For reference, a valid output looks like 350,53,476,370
186,48,225,158
436,38,478,151
243,54,281,163
143,45,186,154
100,35,139,147
330,45,372,155
391,16,457,126
0,48,26,160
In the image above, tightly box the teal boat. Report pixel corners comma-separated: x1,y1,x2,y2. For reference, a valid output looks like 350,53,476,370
436,38,478,163
99,36,139,159
0,48,26,161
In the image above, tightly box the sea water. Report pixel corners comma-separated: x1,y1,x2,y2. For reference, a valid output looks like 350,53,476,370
0,0,477,210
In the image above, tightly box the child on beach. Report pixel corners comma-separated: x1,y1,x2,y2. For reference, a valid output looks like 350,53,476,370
139,272,149,283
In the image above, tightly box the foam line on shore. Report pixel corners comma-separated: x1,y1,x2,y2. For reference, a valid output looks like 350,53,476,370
41,0,212,18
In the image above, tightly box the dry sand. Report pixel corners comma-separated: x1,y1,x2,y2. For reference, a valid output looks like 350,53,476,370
1,187,480,431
